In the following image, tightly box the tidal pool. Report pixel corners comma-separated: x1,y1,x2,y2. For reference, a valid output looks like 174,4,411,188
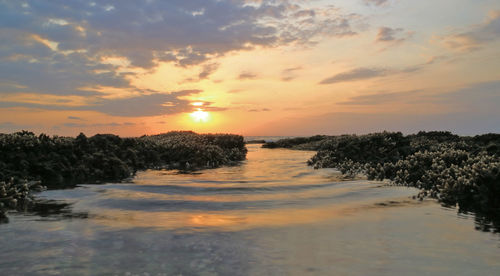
0,144,499,275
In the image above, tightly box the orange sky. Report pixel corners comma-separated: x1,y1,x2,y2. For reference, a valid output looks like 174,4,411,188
1,0,499,136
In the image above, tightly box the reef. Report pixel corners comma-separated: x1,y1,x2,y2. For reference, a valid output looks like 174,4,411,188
0,130,247,221
0,178,46,223
263,131,500,217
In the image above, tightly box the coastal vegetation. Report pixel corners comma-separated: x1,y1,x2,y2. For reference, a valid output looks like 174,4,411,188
263,132,500,218
0,130,247,220
0,178,45,223
245,139,267,144
262,135,328,149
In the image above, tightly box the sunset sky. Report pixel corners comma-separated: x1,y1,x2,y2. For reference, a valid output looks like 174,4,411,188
1,0,499,136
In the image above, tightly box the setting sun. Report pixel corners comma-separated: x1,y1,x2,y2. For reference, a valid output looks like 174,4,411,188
190,109,210,123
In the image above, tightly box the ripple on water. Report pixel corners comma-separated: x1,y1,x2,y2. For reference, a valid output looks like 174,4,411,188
33,145,419,231
1,144,499,275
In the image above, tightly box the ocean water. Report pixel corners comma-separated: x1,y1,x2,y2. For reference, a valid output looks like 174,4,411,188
244,136,295,142
0,144,499,275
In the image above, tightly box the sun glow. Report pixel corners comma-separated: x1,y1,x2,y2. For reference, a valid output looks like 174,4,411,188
190,108,210,122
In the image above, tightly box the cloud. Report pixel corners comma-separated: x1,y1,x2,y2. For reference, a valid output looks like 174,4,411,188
253,111,500,136
0,0,359,69
376,27,404,42
0,0,361,118
339,90,423,105
183,62,220,82
248,108,271,112
283,66,303,73
375,27,413,51
196,101,228,112
0,52,128,96
319,65,422,84
238,72,258,80
438,10,500,52
0,89,210,117
339,80,500,112
319,67,388,84
363,0,389,6
431,80,500,112
251,81,500,135
281,66,302,81
425,55,450,65
198,63,220,80
89,91,200,117
67,116,83,120
63,122,135,128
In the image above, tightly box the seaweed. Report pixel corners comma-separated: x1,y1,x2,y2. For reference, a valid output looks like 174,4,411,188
0,130,247,221
0,131,247,188
266,131,500,218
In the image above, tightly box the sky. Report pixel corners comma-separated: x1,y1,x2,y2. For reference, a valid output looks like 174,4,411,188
1,0,499,136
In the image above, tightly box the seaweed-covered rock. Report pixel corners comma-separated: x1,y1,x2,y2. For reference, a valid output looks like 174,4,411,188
0,131,247,222
268,131,500,215
0,131,247,188
0,178,46,223
262,135,328,150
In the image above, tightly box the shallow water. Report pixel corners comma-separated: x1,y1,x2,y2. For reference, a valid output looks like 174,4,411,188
1,144,499,275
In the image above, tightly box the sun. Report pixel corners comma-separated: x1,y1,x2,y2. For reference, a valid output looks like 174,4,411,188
190,108,210,122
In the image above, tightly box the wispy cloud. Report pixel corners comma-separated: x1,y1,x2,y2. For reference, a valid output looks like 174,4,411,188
183,62,220,82
319,65,422,84
431,80,500,112
319,67,388,84
89,91,201,117
67,116,83,120
339,81,500,112
375,26,414,51
338,90,423,105
376,27,404,42
63,122,135,128
363,0,390,7
254,111,499,136
238,72,258,80
0,90,207,117
198,63,220,80
438,10,500,52
281,66,303,82
248,108,271,112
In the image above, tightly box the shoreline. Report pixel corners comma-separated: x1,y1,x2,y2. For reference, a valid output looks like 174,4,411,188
0,131,247,221
261,131,500,221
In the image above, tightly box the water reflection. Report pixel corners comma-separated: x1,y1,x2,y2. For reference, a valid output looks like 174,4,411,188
35,145,420,231
473,213,500,233
20,144,500,233
0,144,499,275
